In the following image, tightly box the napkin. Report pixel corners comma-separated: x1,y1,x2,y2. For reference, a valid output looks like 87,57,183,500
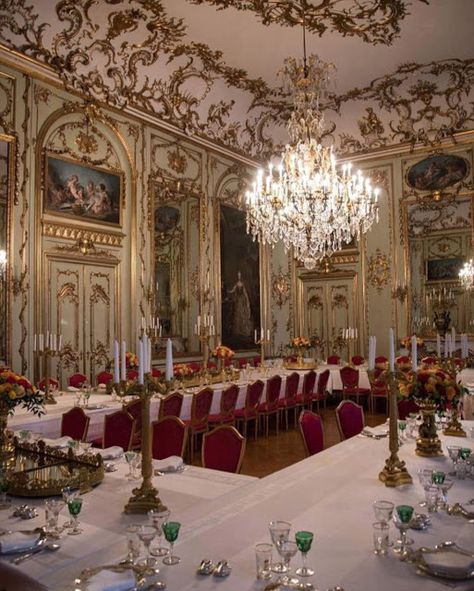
361,426,389,437
97,446,124,460
0,532,39,554
85,569,136,591
423,550,474,579
67,386,79,392
154,455,184,473
42,436,72,448
96,383,107,391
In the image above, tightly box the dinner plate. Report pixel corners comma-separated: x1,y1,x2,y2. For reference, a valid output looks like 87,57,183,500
410,541,474,580
0,530,47,555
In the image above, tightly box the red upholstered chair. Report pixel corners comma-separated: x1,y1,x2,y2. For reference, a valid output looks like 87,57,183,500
327,355,340,365
38,377,59,391
299,410,324,456
92,410,135,450
152,417,187,460
278,372,300,430
151,368,162,378
421,356,437,366
253,356,261,367
312,369,330,412
351,355,365,366
183,387,213,462
340,366,370,406
60,407,90,441
258,374,283,436
375,355,388,369
127,369,138,381
0,562,48,591
158,391,184,419
202,426,246,473
235,380,264,439
238,358,250,369
296,370,316,410
335,400,364,440
396,355,410,364
124,398,142,450
96,371,113,385
398,399,420,420
69,373,87,388
369,368,389,415
208,384,239,426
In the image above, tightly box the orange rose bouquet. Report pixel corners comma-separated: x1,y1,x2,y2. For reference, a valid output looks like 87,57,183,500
400,336,424,349
173,363,193,378
0,369,44,415
289,337,312,350
398,367,464,410
212,345,235,359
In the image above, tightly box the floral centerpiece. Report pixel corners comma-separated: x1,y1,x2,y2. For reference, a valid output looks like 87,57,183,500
125,352,138,369
400,336,424,349
212,345,234,360
285,337,316,369
173,363,194,379
0,369,44,457
289,337,312,351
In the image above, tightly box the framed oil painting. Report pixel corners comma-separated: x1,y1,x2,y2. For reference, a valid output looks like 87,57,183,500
44,154,122,226
406,154,469,192
220,204,260,350
426,257,464,282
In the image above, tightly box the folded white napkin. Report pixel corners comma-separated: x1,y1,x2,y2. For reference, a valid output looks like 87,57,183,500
42,436,72,448
97,446,123,460
67,386,79,392
154,455,184,473
362,426,389,437
0,532,39,554
96,384,107,391
85,569,136,591
423,551,473,579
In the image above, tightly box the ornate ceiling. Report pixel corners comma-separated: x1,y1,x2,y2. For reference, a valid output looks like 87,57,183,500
0,0,473,159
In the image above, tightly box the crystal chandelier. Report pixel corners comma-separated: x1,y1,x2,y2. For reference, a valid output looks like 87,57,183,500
246,21,379,267
459,259,474,290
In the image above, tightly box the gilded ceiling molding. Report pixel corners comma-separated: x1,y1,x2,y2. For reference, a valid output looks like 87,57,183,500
188,0,428,45
42,222,124,247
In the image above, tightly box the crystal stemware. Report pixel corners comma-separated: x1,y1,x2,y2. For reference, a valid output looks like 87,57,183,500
447,445,461,476
276,540,299,586
398,420,407,443
269,520,291,573
417,468,434,507
393,504,414,556
61,486,79,528
67,496,83,535
138,524,156,568
436,477,454,511
162,521,181,565
45,498,65,536
148,508,170,557
124,451,138,480
125,524,141,565
373,500,394,523
295,531,314,577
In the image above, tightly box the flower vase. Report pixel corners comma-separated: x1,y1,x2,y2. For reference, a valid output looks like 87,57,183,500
443,406,466,437
415,399,443,457
0,401,14,459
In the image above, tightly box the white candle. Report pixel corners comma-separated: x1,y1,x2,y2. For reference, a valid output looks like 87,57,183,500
197,315,201,327
147,338,152,374
142,334,148,373
436,333,441,358
165,338,173,381
113,340,120,383
121,340,126,381
389,328,395,372
141,316,146,330
267,329,270,340
444,333,449,358
58,335,63,351
33,334,37,352
451,327,456,348
411,335,417,372
138,339,144,385
39,333,44,351
254,329,258,343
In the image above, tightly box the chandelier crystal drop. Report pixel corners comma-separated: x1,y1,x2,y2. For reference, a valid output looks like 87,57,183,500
246,46,380,267
459,259,474,290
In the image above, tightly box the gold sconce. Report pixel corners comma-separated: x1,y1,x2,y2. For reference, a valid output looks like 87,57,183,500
392,282,408,303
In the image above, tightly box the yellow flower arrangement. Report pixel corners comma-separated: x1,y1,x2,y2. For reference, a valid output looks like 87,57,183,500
0,369,44,415
400,336,424,349
212,345,235,359
398,366,465,410
289,337,312,349
125,351,138,369
173,363,194,378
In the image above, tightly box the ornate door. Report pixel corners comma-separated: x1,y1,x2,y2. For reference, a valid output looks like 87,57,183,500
45,256,118,387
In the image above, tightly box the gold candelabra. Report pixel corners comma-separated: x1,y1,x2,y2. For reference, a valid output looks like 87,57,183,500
195,316,215,370
376,369,413,487
254,329,271,366
34,334,63,405
107,374,172,513
392,283,408,303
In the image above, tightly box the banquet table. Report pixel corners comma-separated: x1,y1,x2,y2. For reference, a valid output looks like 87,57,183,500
1,423,473,590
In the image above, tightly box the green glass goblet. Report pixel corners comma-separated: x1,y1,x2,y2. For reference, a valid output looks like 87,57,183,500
67,496,83,535
162,521,181,565
460,448,471,461
393,505,414,556
432,471,445,485
295,531,314,577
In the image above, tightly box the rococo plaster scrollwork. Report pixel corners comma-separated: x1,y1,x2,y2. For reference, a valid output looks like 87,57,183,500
367,248,391,292
271,265,291,309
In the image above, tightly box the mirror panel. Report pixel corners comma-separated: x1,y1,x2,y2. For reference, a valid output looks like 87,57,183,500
153,188,200,355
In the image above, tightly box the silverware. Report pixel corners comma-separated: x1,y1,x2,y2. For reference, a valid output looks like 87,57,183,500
213,559,231,577
10,542,60,564
197,559,214,575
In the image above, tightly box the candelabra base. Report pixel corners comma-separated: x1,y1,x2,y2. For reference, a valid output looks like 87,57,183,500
443,410,466,437
415,436,443,457
124,483,167,514
378,453,413,487
43,394,57,405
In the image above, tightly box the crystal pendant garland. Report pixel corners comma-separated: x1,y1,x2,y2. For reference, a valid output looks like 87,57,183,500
246,54,380,267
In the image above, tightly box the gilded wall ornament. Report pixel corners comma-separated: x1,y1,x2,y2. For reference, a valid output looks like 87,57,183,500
332,293,348,309
75,131,98,155
271,266,291,309
308,294,323,310
167,149,187,175
367,248,391,292
367,169,389,193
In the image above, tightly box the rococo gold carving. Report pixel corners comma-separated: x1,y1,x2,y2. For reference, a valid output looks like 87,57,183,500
42,222,124,247
367,248,391,292
271,265,291,309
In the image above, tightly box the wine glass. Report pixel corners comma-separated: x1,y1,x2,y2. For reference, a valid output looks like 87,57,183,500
81,382,91,407
295,531,314,577
67,496,83,535
447,445,462,476
124,451,138,480
138,525,156,568
417,468,434,507
148,508,170,557
269,520,291,573
162,521,181,565
276,540,299,586
436,477,454,511
131,452,141,479
61,486,79,528
393,505,414,556
125,524,141,565
398,420,407,443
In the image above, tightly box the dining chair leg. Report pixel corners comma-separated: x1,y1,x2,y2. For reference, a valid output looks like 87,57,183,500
275,412,279,435
255,417,258,440
285,409,288,431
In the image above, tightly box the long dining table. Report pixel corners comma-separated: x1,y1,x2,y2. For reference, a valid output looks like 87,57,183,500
1,423,472,590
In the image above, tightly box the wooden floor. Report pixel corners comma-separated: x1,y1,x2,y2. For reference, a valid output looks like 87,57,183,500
238,402,387,478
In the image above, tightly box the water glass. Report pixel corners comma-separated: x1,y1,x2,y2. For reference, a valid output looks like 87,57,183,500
373,500,394,524
372,522,389,556
447,445,462,475
255,543,273,580
424,485,439,513
138,525,156,568
437,478,454,510
417,468,434,506
269,520,291,573
295,530,314,577
162,521,181,565
125,524,141,565
148,508,170,557
276,540,299,586
45,498,65,536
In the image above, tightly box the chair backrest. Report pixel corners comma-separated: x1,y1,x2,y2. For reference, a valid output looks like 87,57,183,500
369,370,388,395
265,375,282,410
316,369,330,397
191,388,213,424
299,410,324,456
327,355,340,365
220,384,240,419
245,380,264,411
159,391,184,419
69,373,87,388
335,400,364,440
375,356,388,363
238,358,249,368
151,417,187,460
285,372,300,403
421,356,437,366
351,355,364,366
253,355,261,367
340,366,359,389
398,399,419,420
202,426,246,473
60,407,90,441
124,398,142,433
151,368,162,378
103,410,135,450
96,371,113,385
127,369,138,380
302,371,317,402
38,377,59,391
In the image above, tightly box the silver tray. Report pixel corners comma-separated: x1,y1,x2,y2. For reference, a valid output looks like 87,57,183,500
410,541,474,580
0,529,47,555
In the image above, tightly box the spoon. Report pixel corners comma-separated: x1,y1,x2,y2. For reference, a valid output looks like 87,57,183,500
11,542,61,564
